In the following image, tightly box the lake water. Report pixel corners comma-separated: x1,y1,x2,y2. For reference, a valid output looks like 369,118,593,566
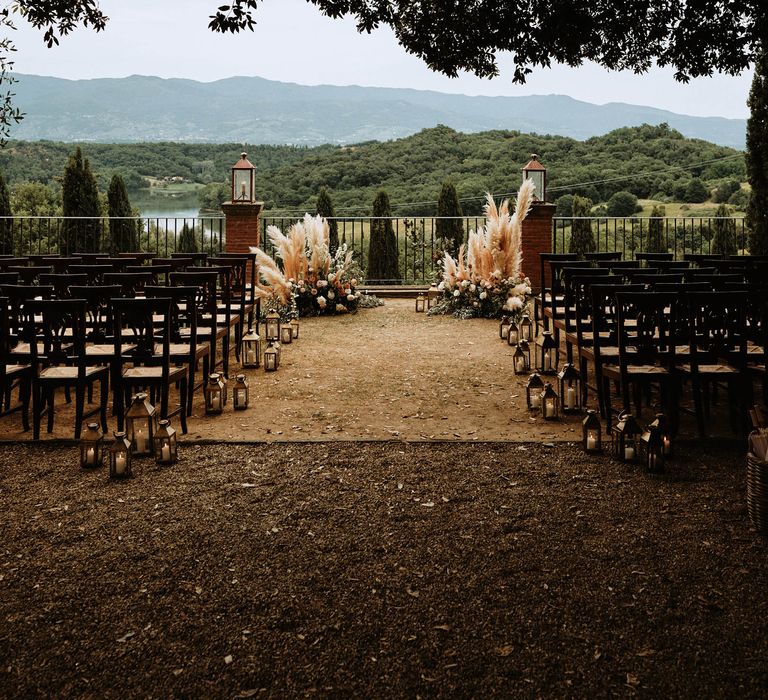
131,191,219,220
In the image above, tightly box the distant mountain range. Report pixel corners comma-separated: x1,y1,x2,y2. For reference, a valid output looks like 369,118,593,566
9,73,747,149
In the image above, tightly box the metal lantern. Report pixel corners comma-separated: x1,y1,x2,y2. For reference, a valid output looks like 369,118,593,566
124,392,155,457
265,309,280,342
522,153,547,202
274,341,282,368
153,419,178,465
525,372,545,411
233,374,249,410
499,315,511,340
513,340,531,375
241,331,261,368
639,424,665,474
610,412,642,464
520,314,534,342
582,410,602,454
557,363,583,414
290,317,300,339
280,324,293,344
219,373,228,406
231,152,256,203
109,431,133,479
415,294,426,313
264,342,278,372
536,330,559,375
649,413,673,458
541,382,559,420
507,320,519,346
80,422,104,469
427,285,439,310
205,373,225,414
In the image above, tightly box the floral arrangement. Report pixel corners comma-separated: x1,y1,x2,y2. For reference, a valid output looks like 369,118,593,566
250,214,361,316
429,179,534,320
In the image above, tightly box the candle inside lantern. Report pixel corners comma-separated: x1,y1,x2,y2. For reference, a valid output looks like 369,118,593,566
240,182,247,197
136,429,147,454
663,437,671,455
531,393,541,409
624,446,635,461
544,353,552,371
210,390,221,407
115,455,126,475
515,357,525,373
544,398,556,418
587,433,597,451
161,443,171,462
566,386,576,409
86,447,96,466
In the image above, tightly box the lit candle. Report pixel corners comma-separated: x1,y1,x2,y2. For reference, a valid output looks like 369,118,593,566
544,354,551,371
115,455,126,475
531,394,541,409
663,437,671,455
587,434,597,450
515,357,525,373
136,429,147,454
210,390,221,407
247,349,256,364
566,386,576,409
624,446,635,461
86,447,96,466
545,399,555,418
161,444,171,462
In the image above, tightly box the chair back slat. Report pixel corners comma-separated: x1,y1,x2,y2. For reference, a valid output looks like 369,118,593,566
687,291,748,367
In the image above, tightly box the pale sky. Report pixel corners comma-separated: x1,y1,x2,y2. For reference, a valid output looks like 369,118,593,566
7,0,753,119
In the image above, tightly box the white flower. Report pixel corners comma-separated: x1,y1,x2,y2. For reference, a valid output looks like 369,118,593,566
469,284,476,292
347,294,355,301
317,296,327,308
513,283,529,297
453,289,460,298
328,290,336,300
462,280,470,288
473,301,479,308
479,291,488,300
299,287,306,294
311,288,318,296
350,278,358,286
335,303,347,313
438,281,445,291
317,280,328,288
506,296,523,310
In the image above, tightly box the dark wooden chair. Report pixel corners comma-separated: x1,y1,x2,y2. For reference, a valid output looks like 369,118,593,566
8,265,52,285
208,257,247,354
0,272,18,286
687,273,744,290
536,253,579,332
42,256,81,273
39,273,89,299
0,284,55,363
596,259,641,270
25,299,109,439
0,296,31,431
584,251,622,262
126,264,172,286
558,269,610,363
635,252,674,265
217,251,259,332
172,252,208,266
111,297,188,434
68,264,114,285
0,258,29,271
104,271,153,297
655,260,691,272
631,272,684,287
684,253,723,266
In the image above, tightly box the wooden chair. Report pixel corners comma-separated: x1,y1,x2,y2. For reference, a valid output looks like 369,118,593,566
631,272,684,287
0,296,31,431
208,257,248,354
117,252,154,264
42,256,81,273
0,258,29,271
655,260,691,272
0,284,55,363
104,271,153,297
584,251,622,262
559,269,610,363
68,264,114,285
542,258,592,335
145,285,211,415
635,252,673,265
172,252,208,266
8,265,52,285
536,253,578,331
687,273,744,290
596,259,641,270
0,272,19,286
217,251,259,332
126,264,172,286
111,297,188,434
39,273,89,299
684,253,723,266
25,299,109,439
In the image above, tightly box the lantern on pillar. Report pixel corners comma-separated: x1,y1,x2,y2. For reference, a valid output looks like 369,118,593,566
241,331,261,368
582,410,602,454
525,372,545,411
536,330,559,375
125,393,155,457
513,339,531,375
231,152,256,203
522,154,547,202
109,431,133,479
80,422,104,469
265,309,280,342
153,419,178,465
557,363,583,414
610,412,642,464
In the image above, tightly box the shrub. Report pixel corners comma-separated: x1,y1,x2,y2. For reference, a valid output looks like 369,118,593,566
711,203,737,256
646,204,666,253
316,187,339,253
568,195,595,257
554,194,574,217
713,179,742,203
606,191,638,217
683,178,710,203
107,174,138,253
728,188,749,210
177,223,198,254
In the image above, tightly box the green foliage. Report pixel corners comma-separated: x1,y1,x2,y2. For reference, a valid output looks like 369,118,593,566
568,195,595,257
315,187,339,253
107,174,137,253
434,181,464,254
554,194,574,217
712,203,737,255
61,146,101,253
197,182,229,211
712,179,741,203
367,190,399,283
646,204,667,253
0,172,11,254
606,191,638,217
10,181,59,216
177,223,198,254
747,49,768,255
683,178,710,203
728,188,749,210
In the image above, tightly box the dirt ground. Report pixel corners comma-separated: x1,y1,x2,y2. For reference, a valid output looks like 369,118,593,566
0,299,731,443
1,440,766,698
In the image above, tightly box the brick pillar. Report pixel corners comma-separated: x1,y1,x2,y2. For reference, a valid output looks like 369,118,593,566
222,201,263,275
521,202,555,293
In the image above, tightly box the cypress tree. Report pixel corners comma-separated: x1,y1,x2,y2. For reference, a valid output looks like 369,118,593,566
0,172,12,255
316,187,339,253
367,190,400,283
62,147,102,253
711,203,737,256
107,174,137,253
435,181,464,254
747,48,768,255
568,195,595,257
178,223,198,254
646,204,667,253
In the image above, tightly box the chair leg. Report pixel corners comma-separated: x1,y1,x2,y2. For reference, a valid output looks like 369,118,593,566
691,376,707,438
46,386,56,434
99,374,109,433
19,378,30,432
74,384,85,440
179,378,188,434
32,381,42,440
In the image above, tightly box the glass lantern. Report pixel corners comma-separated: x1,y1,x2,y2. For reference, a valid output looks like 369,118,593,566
610,412,642,464
582,410,602,454
513,340,531,375
290,317,300,339
526,372,545,411
109,431,133,479
280,324,293,344
536,330,559,375
507,320,519,346
522,154,547,202
415,294,426,312
241,331,261,368
265,309,280,342
233,374,249,410
125,392,155,457
649,413,673,458
264,343,278,371
520,314,534,342
231,152,256,203
499,315,510,340
80,422,105,469
153,419,178,465
427,285,439,310
205,373,224,414
541,382,559,420
557,363,583,414
639,424,665,474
